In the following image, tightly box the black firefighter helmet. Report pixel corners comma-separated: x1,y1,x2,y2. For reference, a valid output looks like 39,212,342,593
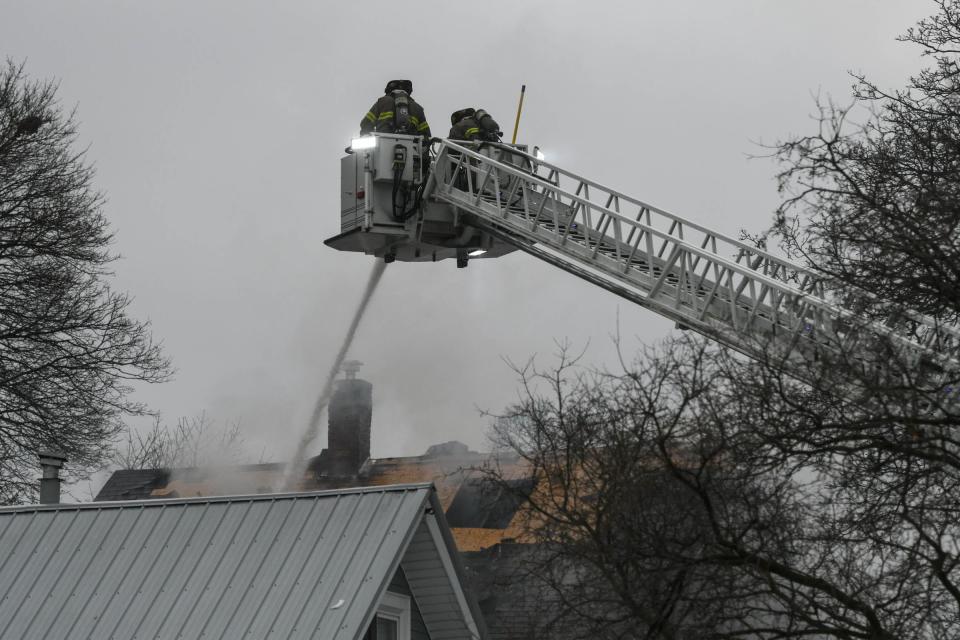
384,79,413,94
450,108,476,126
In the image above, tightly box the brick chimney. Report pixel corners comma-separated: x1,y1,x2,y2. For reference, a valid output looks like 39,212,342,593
326,360,372,476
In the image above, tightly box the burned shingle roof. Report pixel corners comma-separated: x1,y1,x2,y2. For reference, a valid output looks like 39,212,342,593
93,468,169,501
95,443,534,552
445,476,536,529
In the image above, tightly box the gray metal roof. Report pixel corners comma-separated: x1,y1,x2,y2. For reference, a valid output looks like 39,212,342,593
0,484,480,639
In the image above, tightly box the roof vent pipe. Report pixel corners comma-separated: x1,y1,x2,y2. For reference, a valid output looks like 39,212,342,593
38,451,67,505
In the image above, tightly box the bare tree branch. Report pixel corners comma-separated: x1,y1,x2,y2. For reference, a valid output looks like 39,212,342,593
0,60,171,504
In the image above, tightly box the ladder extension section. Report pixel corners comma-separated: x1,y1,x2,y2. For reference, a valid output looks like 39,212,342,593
425,140,960,379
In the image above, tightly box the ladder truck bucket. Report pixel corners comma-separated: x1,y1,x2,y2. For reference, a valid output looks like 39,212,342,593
326,133,960,384
325,133,536,264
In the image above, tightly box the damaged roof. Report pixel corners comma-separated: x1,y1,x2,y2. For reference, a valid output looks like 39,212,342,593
95,443,536,552
93,468,171,501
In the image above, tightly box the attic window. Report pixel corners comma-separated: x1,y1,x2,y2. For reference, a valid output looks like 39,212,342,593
372,618,397,640
364,592,410,640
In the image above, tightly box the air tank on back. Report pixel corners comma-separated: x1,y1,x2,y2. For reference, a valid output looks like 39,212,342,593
324,133,529,266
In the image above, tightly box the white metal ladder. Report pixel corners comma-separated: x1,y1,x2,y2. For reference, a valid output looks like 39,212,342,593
424,140,960,382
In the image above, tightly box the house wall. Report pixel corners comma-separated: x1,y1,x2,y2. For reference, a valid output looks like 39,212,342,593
389,567,431,640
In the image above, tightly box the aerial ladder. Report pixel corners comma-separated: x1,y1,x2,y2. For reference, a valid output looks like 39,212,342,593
325,133,960,385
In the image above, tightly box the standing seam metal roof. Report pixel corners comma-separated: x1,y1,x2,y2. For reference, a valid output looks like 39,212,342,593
0,484,443,640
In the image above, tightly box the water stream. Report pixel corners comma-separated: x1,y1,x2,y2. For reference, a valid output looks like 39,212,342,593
282,259,387,489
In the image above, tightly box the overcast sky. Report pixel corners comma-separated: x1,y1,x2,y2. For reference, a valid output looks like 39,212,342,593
1,1,935,473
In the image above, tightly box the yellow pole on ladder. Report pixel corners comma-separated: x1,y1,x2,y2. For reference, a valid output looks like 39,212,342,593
511,84,526,144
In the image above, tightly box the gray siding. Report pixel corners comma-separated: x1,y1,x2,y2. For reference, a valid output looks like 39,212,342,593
401,521,475,640
389,566,431,640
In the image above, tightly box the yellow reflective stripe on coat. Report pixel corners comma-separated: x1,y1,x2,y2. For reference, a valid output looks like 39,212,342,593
417,121,430,131
364,112,376,123
465,127,480,136
377,111,394,120
410,115,421,125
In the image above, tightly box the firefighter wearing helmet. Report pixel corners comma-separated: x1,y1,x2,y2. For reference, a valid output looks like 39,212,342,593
360,80,431,139
449,107,501,142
